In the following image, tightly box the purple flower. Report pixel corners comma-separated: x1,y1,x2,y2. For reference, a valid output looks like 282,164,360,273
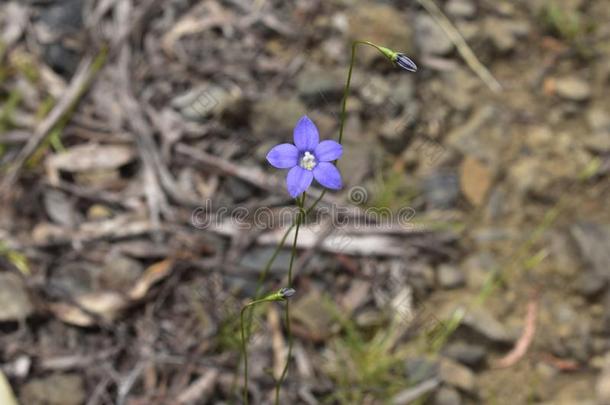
266,116,343,198
395,53,417,72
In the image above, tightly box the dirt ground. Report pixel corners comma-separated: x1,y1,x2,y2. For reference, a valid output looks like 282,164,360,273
1,0,609,404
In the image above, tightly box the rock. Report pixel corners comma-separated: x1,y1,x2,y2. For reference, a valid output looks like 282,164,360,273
405,357,439,385
459,156,492,206
444,342,486,368
484,18,530,52
437,264,466,289
433,386,462,405
574,271,606,298
43,43,80,77
584,133,610,153
461,307,515,344
554,76,592,101
597,354,610,404
546,379,595,405
296,67,344,104
439,358,476,393
446,0,476,19
415,14,454,55
43,189,78,227
509,157,553,197
251,97,306,139
347,3,413,64
38,0,84,76
570,222,610,277
20,373,85,405
0,273,33,322
423,171,460,210
587,108,610,133
446,106,499,160
99,254,144,292
463,253,497,290
40,0,83,33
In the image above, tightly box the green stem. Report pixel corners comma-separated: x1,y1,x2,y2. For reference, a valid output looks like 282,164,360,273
274,194,305,404
240,290,292,405
241,39,381,403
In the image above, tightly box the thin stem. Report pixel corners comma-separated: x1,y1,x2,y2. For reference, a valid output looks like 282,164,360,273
274,194,305,404
243,40,374,403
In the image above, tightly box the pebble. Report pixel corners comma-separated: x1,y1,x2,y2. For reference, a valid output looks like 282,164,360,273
461,306,515,344
415,14,454,55
439,358,476,393
423,171,460,210
433,386,462,405
444,342,486,368
20,373,85,405
555,76,592,102
437,264,466,289
0,273,33,322
446,0,476,19
405,357,439,384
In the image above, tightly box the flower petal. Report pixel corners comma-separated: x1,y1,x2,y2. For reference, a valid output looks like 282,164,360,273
286,166,314,198
293,116,319,152
396,53,417,72
314,140,343,162
313,162,342,190
266,143,299,169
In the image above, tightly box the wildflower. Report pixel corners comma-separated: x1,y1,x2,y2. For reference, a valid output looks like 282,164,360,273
375,45,418,72
394,53,418,72
266,116,343,198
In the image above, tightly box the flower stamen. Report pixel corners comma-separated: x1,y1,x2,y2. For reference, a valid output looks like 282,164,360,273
299,151,317,171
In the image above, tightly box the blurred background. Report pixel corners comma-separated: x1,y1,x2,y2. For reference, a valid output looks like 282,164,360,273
0,0,609,404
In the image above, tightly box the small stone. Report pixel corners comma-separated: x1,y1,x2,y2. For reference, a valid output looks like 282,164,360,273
446,0,476,18
554,76,592,101
423,171,460,210
433,386,462,405
437,264,466,289
0,273,33,322
460,156,492,206
587,108,610,133
574,271,606,298
484,18,530,52
416,14,454,55
584,133,610,153
405,357,439,384
439,358,476,393
596,354,610,404
570,222,610,277
20,373,85,405
43,189,78,227
444,342,486,368
461,307,515,344
99,255,144,292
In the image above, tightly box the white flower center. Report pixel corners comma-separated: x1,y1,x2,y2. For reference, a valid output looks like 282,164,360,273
299,151,317,171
